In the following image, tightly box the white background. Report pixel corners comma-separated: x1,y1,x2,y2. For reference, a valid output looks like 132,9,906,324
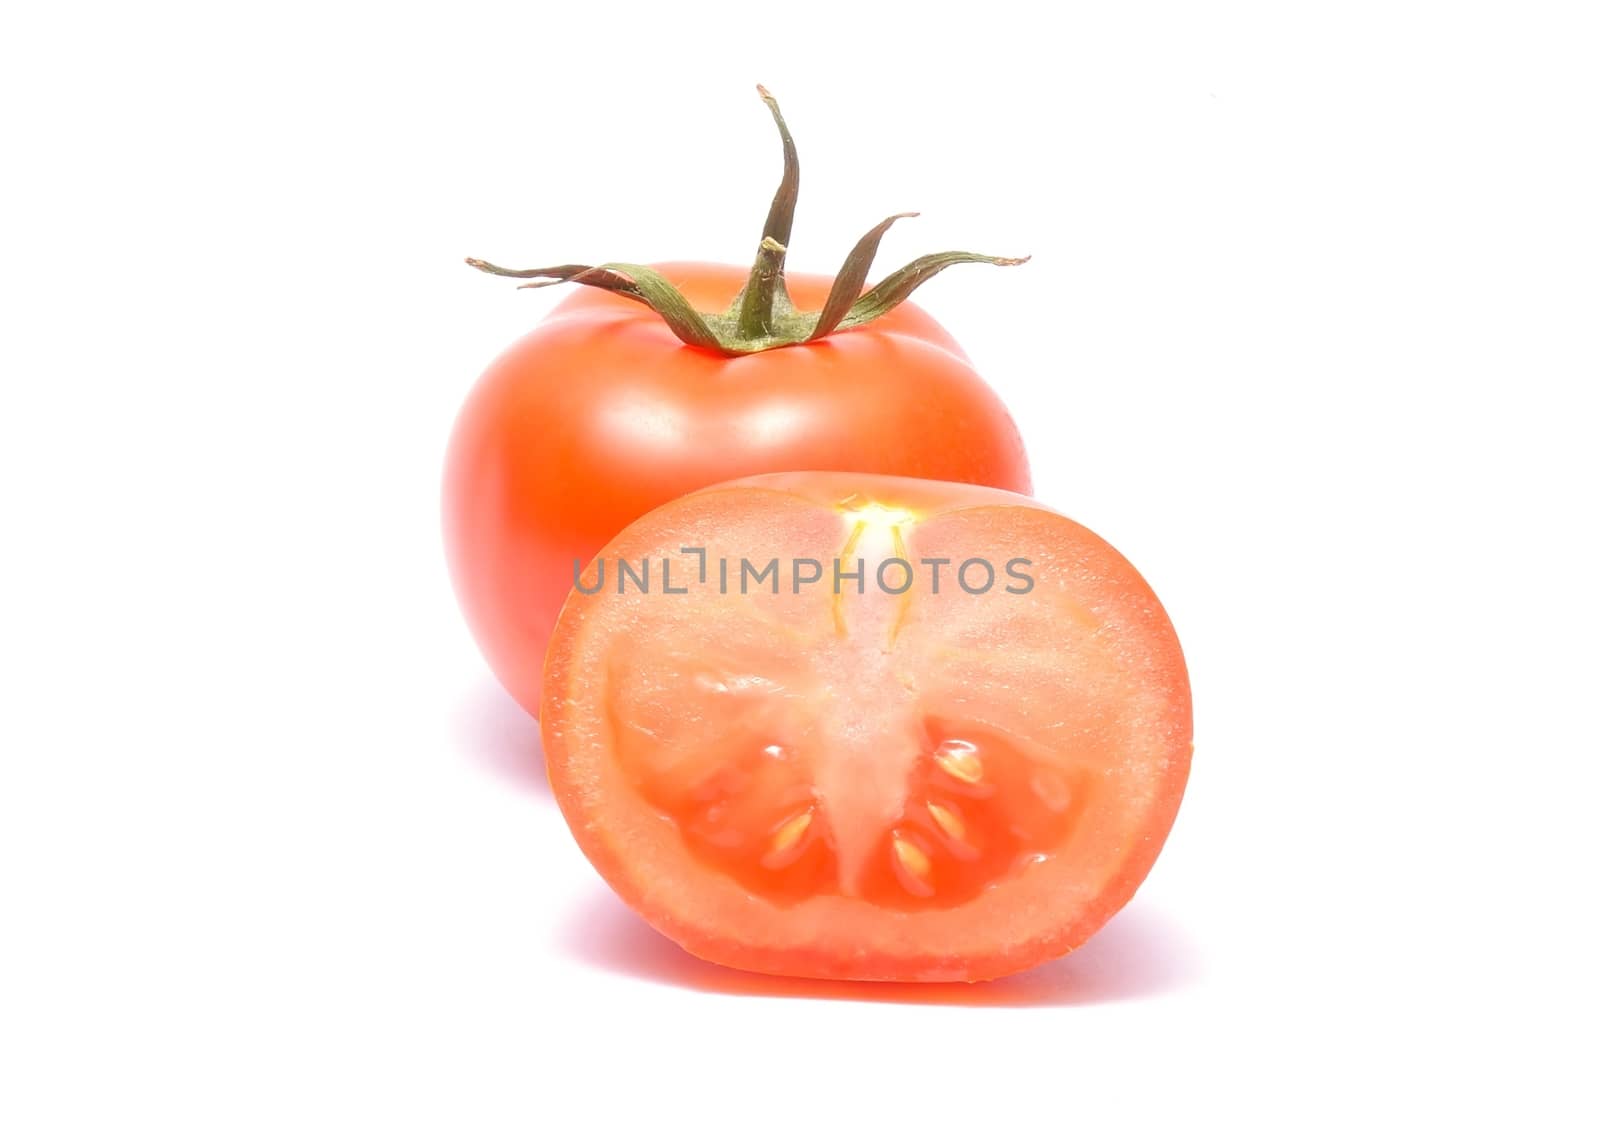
3,2,1597,1138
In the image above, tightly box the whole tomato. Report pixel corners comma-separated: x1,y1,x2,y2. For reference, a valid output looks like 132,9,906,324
444,89,1032,715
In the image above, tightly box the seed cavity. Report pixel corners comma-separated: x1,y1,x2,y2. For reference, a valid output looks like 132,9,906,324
933,740,983,784
926,801,965,841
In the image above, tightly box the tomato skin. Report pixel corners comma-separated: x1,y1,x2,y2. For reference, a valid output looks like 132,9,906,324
443,263,1031,715
541,472,1191,983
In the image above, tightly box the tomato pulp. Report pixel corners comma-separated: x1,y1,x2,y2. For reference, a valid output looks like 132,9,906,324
442,264,1030,716
542,473,1191,982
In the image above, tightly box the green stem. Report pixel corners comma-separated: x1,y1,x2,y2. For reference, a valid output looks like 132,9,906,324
735,237,788,339
465,86,1028,357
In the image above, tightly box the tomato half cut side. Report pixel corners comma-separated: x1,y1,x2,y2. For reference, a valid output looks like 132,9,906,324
541,473,1192,983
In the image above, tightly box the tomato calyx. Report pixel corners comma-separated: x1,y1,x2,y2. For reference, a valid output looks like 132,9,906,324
465,86,1029,357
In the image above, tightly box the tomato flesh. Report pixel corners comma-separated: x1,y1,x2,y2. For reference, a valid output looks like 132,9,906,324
542,473,1191,982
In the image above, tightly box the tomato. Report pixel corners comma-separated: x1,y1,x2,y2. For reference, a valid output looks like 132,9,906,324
541,472,1192,982
445,89,1031,715
444,266,1030,715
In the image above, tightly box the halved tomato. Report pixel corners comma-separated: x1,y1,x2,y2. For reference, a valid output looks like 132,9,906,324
541,473,1192,982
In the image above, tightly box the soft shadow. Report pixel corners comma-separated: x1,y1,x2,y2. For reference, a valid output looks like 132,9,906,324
562,889,1199,1007
453,679,551,799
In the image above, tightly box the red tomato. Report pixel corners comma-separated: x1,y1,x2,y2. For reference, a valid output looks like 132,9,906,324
443,264,1030,715
445,87,1031,715
541,473,1192,982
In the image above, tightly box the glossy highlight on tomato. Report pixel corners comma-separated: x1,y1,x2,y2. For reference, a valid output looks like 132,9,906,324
541,473,1192,983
